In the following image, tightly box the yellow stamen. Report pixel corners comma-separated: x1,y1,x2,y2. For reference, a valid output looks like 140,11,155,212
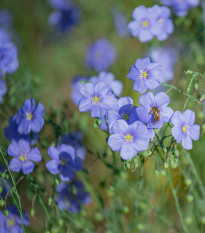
20,154,26,161
122,113,129,121
92,96,100,104
25,112,33,121
142,20,149,28
125,134,133,142
182,125,189,133
9,219,15,226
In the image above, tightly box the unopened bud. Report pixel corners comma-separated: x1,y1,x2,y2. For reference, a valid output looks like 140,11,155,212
186,194,193,203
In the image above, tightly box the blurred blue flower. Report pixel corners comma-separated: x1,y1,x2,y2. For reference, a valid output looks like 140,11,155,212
55,180,91,213
15,98,45,135
108,119,150,160
46,144,82,181
136,92,174,129
58,132,86,160
112,10,129,38
148,46,178,83
8,139,42,175
4,114,39,145
0,34,19,78
127,57,162,94
0,80,7,103
78,82,116,118
107,97,138,133
150,5,174,41
48,0,80,33
161,0,199,17
86,39,116,72
128,5,173,42
171,110,200,150
90,72,123,97
0,206,29,232
0,9,13,29
71,76,90,106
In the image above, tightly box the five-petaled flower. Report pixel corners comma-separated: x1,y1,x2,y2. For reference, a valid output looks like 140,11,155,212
127,58,162,94
171,110,200,150
8,139,42,175
136,92,174,129
108,119,150,160
46,144,83,181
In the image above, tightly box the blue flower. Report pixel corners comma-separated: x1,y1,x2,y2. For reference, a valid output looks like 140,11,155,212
107,97,138,133
71,76,90,106
0,9,13,29
8,139,42,175
86,39,116,72
171,110,200,150
150,5,174,41
4,114,39,145
112,10,129,38
90,72,123,98
46,144,82,181
108,119,150,160
0,35,19,77
0,206,29,232
161,0,199,17
78,82,116,118
15,98,45,135
0,29,11,42
127,58,162,93
148,46,178,83
48,0,80,33
0,80,7,103
136,92,174,129
58,132,86,160
55,180,91,213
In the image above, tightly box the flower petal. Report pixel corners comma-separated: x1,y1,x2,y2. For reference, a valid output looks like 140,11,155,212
46,160,60,174
111,119,129,134
60,167,75,181
160,107,174,122
120,144,137,160
78,98,92,112
22,161,35,175
133,79,147,93
27,147,42,162
108,134,124,151
138,92,154,109
182,134,193,150
154,92,170,108
171,126,183,143
183,109,195,125
48,146,59,160
9,158,22,172
189,124,200,141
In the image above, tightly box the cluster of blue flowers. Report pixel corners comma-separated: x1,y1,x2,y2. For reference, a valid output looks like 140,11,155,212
74,55,200,159
128,5,174,42
0,9,19,104
0,206,29,233
48,0,81,33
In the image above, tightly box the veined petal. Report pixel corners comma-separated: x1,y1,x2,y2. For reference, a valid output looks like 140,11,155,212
108,134,124,151
183,109,195,125
111,119,129,134
189,124,200,141
120,144,137,160
154,92,170,108
182,134,193,150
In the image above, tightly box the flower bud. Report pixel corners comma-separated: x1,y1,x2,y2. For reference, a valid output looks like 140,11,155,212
4,209,9,216
200,216,205,225
185,178,192,186
185,216,193,225
30,208,35,217
186,194,193,203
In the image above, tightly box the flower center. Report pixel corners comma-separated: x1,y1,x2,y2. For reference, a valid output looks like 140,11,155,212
25,112,33,121
142,20,149,28
121,113,129,121
0,54,2,59
158,18,164,24
140,70,148,79
20,154,26,161
151,107,161,122
125,134,133,142
92,96,100,104
8,219,15,226
60,160,66,166
182,125,189,133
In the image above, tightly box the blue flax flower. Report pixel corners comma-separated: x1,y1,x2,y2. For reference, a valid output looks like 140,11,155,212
148,46,178,83
0,80,7,103
46,144,82,181
0,9,13,29
86,39,116,72
48,0,80,33
58,132,86,160
0,206,29,232
107,97,138,133
90,72,123,98
16,98,45,135
4,114,39,145
0,34,19,77
78,82,116,118
108,119,150,160
136,92,174,129
171,110,200,150
8,139,42,175
127,57,162,94
161,0,199,17
55,180,91,213
150,5,174,41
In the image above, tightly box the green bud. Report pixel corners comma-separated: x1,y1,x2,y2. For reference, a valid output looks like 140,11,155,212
107,186,114,197
174,150,179,156
94,211,104,222
186,70,193,74
163,148,167,153
44,230,50,233
171,162,178,169
0,186,3,194
155,170,159,176
4,209,9,216
55,178,59,185
58,218,63,226
186,194,194,203
164,162,169,169
194,83,198,91
30,208,35,217
160,170,166,176
121,206,130,214
185,216,193,225
139,202,148,210
200,216,205,225
185,178,192,186
48,197,53,206
0,199,5,207
136,223,146,231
